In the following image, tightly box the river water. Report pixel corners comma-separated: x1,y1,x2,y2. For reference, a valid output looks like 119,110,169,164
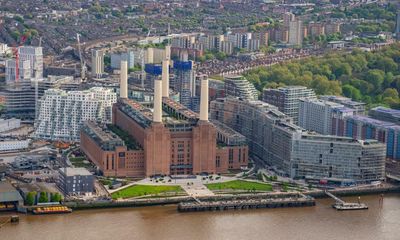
1,194,400,240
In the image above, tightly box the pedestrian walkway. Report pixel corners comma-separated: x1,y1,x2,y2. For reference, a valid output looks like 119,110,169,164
181,182,215,197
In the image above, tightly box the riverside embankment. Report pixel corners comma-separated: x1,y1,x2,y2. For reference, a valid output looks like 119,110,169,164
63,185,400,210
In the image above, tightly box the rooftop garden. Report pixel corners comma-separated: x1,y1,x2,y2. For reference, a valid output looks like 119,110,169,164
107,124,142,150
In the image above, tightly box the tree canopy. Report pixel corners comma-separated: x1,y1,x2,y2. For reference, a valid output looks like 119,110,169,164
244,43,400,109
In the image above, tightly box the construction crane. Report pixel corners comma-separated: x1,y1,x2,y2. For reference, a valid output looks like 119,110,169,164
12,35,27,82
76,33,87,82
140,24,152,88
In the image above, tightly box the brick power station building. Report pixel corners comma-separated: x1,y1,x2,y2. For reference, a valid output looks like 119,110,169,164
80,60,248,178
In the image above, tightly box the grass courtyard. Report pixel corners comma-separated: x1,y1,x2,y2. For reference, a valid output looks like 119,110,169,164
205,180,273,192
69,156,91,168
111,185,185,199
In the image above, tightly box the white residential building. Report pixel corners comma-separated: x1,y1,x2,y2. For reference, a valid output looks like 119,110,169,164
0,139,30,151
220,41,234,55
35,87,117,141
263,86,317,124
298,99,347,135
224,75,258,101
18,46,43,79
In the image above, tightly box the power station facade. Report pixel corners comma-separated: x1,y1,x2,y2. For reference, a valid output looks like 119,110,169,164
80,61,248,177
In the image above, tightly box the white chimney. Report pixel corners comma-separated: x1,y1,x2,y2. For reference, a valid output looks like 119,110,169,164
153,79,163,123
120,60,128,99
199,78,209,121
165,45,171,60
162,60,169,98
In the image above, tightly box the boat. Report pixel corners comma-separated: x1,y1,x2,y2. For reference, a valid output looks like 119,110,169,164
332,202,368,211
32,206,72,215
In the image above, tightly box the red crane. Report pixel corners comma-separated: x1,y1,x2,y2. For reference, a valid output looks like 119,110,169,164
12,35,28,82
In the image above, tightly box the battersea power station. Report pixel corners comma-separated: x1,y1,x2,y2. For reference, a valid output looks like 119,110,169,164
80,60,248,178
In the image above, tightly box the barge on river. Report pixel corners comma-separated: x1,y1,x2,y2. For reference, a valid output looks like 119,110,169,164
33,206,72,215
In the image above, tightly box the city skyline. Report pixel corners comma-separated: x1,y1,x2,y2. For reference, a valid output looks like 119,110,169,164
0,1,399,240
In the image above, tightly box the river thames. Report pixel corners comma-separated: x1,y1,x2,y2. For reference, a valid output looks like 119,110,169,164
1,194,399,240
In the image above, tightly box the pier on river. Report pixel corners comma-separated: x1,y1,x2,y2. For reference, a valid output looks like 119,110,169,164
178,193,315,212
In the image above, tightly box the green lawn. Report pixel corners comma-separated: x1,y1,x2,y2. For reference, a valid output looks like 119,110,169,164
205,180,273,192
69,157,91,168
111,185,184,199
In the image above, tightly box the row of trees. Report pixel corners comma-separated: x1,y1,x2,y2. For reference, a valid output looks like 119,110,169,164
244,43,400,109
25,192,62,206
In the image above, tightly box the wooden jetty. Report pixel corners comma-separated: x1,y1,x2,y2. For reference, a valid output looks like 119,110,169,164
325,191,368,211
0,215,19,228
178,193,315,212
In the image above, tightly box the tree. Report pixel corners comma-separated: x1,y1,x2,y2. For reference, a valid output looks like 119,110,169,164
311,75,329,94
365,69,385,91
25,191,36,206
39,192,48,203
215,52,227,61
382,88,399,99
332,63,352,79
51,193,62,202
342,85,362,101
375,57,397,73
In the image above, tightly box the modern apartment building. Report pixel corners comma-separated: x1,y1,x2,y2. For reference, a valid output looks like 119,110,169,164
173,52,197,111
292,135,385,181
263,86,316,124
3,77,80,120
224,75,258,101
320,95,366,114
3,80,37,119
58,168,94,196
144,63,162,89
18,46,43,79
288,20,303,46
298,98,355,135
220,41,234,55
210,98,386,182
325,22,341,35
5,59,32,84
369,107,400,125
247,39,261,51
252,32,269,47
340,115,400,160
308,22,325,37
35,87,117,141
110,50,135,69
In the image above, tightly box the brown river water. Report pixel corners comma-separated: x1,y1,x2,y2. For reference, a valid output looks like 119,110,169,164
1,194,400,240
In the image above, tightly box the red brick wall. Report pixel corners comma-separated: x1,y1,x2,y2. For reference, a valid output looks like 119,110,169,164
192,122,217,174
80,130,145,178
